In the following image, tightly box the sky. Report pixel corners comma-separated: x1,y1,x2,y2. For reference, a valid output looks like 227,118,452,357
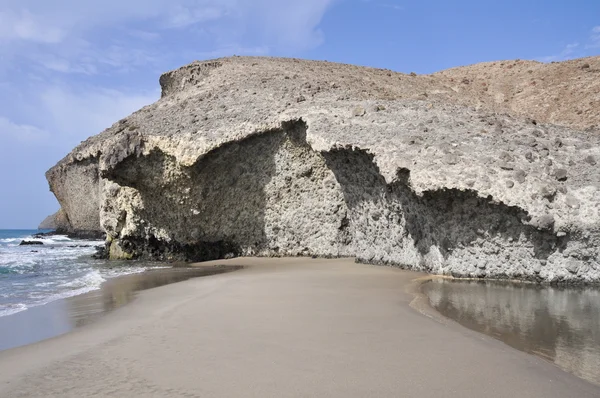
0,0,599,228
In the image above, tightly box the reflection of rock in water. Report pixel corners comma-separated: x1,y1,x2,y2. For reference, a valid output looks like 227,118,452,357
423,279,600,385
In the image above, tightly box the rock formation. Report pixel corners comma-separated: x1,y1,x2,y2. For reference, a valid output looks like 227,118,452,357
38,209,70,231
44,56,600,283
19,241,44,246
38,213,58,230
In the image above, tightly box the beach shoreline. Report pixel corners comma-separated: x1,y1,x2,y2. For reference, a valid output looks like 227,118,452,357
0,264,242,351
0,257,598,397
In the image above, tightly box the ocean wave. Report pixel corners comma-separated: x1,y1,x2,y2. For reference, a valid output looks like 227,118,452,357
0,253,43,270
0,229,171,319
43,278,106,303
59,270,106,289
0,245,100,269
0,238,21,243
0,264,170,318
0,266,19,275
1,234,103,247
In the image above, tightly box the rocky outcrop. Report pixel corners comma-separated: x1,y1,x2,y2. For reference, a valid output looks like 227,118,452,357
46,56,600,283
38,213,58,230
19,241,44,246
38,209,70,231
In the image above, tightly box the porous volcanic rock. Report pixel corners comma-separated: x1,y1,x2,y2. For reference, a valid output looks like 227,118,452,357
45,56,600,283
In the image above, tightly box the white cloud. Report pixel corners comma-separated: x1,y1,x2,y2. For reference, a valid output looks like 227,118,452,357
0,83,158,149
0,0,338,228
540,25,600,62
164,5,225,29
0,0,336,78
0,1,335,49
361,0,403,11
538,42,580,63
31,53,98,75
38,85,159,141
0,1,169,43
0,116,50,143
128,29,161,41
0,0,338,148
0,9,65,43
251,0,336,50
587,26,600,49
0,1,336,146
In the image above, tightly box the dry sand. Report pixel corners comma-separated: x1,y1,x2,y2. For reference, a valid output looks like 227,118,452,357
0,258,598,397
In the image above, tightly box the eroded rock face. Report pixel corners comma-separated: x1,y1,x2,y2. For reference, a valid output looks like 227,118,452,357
101,122,349,260
45,158,103,237
45,56,600,283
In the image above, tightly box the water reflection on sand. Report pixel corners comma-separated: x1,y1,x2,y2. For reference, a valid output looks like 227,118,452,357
0,266,241,351
423,279,600,385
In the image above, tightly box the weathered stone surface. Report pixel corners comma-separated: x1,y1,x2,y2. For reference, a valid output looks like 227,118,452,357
45,56,600,283
584,155,597,166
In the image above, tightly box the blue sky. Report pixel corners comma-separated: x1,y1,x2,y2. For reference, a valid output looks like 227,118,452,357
0,0,598,228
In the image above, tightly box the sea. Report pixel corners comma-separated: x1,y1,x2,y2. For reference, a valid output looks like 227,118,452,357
423,278,600,386
0,229,163,318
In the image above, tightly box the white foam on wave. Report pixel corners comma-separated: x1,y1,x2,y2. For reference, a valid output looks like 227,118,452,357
0,303,28,317
4,271,108,316
34,281,56,288
20,235,85,246
0,238,21,243
0,232,173,318
1,234,102,247
18,266,163,312
0,239,102,269
59,270,106,289
0,252,42,269
28,273,103,298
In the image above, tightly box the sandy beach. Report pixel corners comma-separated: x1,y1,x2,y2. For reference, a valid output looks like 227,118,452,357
0,258,598,397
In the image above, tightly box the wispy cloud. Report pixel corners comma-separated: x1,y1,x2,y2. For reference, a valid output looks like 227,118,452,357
380,3,403,11
0,0,336,78
0,9,66,43
361,0,403,11
0,116,51,144
127,29,161,41
537,42,580,63
38,85,159,142
0,0,337,149
586,25,600,49
0,0,338,227
163,5,225,29
538,25,600,62
0,83,158,151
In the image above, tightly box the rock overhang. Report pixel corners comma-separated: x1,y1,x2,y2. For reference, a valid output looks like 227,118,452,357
43,56,600,283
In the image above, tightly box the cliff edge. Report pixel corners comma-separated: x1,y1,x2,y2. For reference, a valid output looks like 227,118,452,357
45,56,600,283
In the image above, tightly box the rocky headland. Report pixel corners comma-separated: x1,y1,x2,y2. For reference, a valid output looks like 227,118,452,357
44,56,600,283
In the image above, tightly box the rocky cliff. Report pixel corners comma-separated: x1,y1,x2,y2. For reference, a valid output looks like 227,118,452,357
38,210,64,230
45,56,600,283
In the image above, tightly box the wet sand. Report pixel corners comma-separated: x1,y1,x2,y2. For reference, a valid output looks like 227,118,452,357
0,265,241,351
422,278,600,386
0,258,598,397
